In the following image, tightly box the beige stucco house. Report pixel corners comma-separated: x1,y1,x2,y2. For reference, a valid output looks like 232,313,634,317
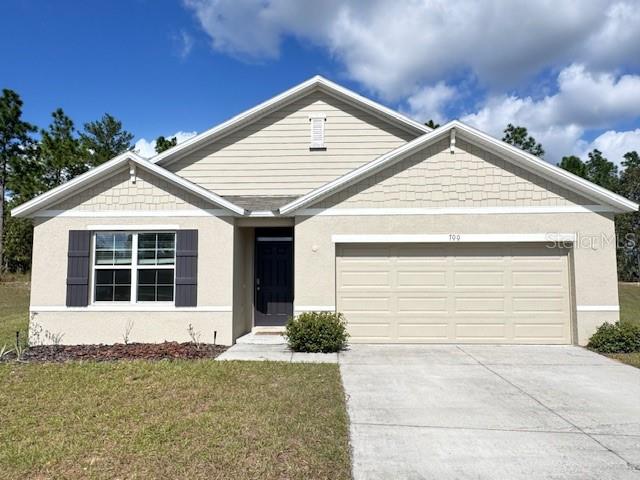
13,76,638,346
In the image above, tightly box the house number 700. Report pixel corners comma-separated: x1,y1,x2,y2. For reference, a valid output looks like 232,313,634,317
449,234,461,241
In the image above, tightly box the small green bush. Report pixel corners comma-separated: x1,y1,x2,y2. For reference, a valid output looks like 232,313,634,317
587,322,640,353
285,312,349,353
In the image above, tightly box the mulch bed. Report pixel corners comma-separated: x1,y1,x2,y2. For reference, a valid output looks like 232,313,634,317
1,342,228,363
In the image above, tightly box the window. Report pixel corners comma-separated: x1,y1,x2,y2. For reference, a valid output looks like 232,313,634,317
309,114,326,149
92,232,175,303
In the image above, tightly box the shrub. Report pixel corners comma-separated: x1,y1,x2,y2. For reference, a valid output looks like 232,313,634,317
285,312,349,353
587,322,640,353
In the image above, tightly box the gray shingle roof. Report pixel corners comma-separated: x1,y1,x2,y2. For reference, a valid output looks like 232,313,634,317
222,195,300,213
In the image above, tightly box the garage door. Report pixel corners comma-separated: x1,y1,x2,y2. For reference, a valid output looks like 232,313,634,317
336,243,572,344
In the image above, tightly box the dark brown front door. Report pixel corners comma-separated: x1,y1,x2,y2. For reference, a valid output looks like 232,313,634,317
254,228,293,326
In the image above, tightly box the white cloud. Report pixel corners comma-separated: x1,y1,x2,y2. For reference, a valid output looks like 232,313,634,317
581,129,640,165
180,1,640,166
461,65,640,162
183,0,640,99
134,131,197,158
404,82,456,125
134,138,157,159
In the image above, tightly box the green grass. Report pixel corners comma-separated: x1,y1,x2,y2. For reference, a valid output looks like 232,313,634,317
0,273,30,347
607,352,640,368
0,361,351,479
0,277,351,479
618,282,640,327
603,283,640,368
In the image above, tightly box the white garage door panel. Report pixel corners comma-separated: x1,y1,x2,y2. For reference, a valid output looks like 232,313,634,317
336,243,572,344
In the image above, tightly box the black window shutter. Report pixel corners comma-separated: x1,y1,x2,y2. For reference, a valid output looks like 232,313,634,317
175,230,198,307
66,230,91,307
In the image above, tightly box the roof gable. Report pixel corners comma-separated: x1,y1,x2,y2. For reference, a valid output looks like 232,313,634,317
311,136,594,211
11,152,245,218
164,88,417,196
280,121,639,214
151,75,431,167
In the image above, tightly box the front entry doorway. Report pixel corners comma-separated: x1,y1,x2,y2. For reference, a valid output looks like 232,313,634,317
254,228,293,326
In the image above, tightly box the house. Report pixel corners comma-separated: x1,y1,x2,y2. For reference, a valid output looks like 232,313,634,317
13,76,638,346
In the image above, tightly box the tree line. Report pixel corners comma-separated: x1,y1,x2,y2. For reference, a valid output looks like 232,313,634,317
1,91,638,279
0,89,179,272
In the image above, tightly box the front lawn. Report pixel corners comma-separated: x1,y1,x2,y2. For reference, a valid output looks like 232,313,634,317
0,360,351,479
0,274,29,347
0,276,351,479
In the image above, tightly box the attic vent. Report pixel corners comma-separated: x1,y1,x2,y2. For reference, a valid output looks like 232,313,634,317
309,114,326,149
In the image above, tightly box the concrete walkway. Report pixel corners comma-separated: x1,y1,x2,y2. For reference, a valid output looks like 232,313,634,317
216,342,338,363
341,344,640,480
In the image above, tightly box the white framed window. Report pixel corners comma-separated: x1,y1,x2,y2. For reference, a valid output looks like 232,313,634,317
309,113,326,149
92,231,176,304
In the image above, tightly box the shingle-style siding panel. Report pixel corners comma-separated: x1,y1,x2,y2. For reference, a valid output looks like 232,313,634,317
175,230,198,307
51,167,211,211
66,230,91,307
168,91,417,195
317,138,593,209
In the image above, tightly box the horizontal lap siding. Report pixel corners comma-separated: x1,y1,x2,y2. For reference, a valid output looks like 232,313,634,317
168,91,416,196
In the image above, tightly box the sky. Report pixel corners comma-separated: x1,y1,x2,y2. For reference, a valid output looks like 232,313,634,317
2,0,640,165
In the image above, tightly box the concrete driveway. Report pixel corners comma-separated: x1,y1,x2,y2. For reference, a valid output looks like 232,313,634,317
340,345,640,479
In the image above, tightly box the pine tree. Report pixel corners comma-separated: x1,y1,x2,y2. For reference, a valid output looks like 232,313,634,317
502,124,545,157
40,108,87,189
616,152,640,281
155,135,178,154
0,89,36,271
585,149,618,192
80,113,134,166
558,155,587,178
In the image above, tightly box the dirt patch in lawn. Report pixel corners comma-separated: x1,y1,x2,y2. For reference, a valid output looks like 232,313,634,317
2,342,227,362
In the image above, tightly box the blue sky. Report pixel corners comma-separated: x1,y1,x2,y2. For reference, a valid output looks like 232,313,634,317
3,1,640,164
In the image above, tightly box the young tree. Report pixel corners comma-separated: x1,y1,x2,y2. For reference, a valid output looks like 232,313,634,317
40,108,87,189
0,89,36,271
558,155,587,178
585,149,619,192
502,124,545,157
424,119,440,129
155,135,177,154
80,113,134,166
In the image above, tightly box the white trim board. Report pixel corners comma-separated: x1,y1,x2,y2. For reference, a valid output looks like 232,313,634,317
34,209,230,218
31,305,233,313
576,305,620,312
300,205,612,216
331,233,577,243
86,224,179,231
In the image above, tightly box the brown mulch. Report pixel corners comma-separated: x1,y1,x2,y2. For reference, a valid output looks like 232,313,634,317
1,342,228,363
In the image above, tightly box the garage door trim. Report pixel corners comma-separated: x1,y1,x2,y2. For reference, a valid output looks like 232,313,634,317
336,242,574,344
332,233,577,243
